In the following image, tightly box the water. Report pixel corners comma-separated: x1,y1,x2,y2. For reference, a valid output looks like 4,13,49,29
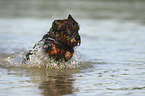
1,0,145,96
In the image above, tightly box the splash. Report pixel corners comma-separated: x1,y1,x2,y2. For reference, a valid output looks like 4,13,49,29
66,9,73,15
3,43,81,69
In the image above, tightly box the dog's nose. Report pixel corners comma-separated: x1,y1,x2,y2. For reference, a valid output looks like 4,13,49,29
75,35,80,41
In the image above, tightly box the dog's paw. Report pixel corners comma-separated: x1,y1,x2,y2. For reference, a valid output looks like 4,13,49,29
64,51,73,62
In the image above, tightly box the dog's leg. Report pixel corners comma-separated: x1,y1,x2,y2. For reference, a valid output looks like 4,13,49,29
24,40,43,61
64,51,74,62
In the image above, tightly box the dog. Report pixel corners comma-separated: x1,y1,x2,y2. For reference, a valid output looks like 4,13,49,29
25,14,81,62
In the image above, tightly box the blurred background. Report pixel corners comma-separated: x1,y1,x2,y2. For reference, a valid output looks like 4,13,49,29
0,0,145,96
0,0,145,20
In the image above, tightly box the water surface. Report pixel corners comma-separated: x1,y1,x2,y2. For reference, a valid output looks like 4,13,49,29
0,0,145,96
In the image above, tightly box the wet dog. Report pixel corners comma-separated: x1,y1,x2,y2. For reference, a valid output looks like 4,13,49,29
25,14,81,62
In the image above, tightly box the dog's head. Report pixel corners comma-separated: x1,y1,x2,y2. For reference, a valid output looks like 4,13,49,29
52,14,81,48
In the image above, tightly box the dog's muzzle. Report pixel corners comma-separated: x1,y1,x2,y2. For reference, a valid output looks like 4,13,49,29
75,35,81,46
77,40,81,46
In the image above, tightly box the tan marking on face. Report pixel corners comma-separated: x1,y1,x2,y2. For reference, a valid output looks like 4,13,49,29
53,20,62,30
70,37,77,47
60,32,69,44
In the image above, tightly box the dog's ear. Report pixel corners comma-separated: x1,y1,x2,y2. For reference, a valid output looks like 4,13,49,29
52,20,62,31
68,14,79,26
68,14,75,21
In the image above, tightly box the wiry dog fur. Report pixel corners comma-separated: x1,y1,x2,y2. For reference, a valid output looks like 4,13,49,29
25,14,81,62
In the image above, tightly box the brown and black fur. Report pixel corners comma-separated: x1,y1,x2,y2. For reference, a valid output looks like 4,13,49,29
25,14,81,62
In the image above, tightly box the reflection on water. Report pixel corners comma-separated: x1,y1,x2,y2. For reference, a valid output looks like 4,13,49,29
39,75,75,96
1,0,145,96
33,69,78,96
0,67,80,96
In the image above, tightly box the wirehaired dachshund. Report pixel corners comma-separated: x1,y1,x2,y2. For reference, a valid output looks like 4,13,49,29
25,14,81,62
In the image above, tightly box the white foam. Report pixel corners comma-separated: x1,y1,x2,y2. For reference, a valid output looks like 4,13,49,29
5,44,81,69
